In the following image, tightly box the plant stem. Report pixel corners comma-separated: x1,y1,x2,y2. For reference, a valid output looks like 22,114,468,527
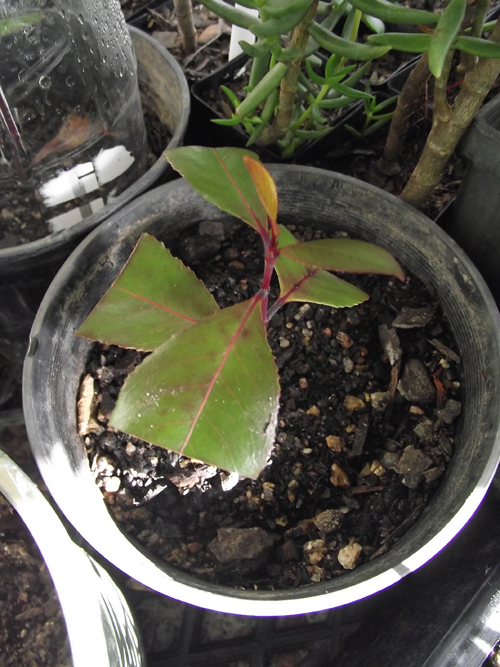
173,0,197,54
461,0,489,72
258,0,319,145
382,54,431,163
400,17,500,208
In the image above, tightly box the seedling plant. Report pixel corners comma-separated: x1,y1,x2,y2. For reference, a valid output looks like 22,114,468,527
77,146,403,480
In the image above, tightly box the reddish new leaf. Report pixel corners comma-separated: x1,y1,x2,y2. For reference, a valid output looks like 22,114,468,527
165,146,269,236
76,234,219,351
274,225,369,307
242,155,279,237
109,297,280,479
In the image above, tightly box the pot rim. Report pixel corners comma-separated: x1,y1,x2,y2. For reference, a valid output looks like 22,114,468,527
23,164,500,616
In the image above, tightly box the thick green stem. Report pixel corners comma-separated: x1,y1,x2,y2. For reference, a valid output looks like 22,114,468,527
461,0,489,72
258,0,319,145
400,18,500,208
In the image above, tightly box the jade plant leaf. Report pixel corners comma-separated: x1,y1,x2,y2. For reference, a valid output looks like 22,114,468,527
164,146,269,235
274,226,369,307
280,238,405,280
428,0,466,78
109,297,280,479
76,234,219,351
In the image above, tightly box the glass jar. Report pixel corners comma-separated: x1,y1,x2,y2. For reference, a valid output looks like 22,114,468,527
0,0,148,244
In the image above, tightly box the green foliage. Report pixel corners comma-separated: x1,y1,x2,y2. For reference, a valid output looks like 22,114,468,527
199,0,500,156
0,12,43,38
77,146,403,479
200,0,392,154
366,0,500,78
345,93,398,137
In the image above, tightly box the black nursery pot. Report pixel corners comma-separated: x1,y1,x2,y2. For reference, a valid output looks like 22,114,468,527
23,165,500,616
189,53,364,163
437,92,500,306
0,26,190,363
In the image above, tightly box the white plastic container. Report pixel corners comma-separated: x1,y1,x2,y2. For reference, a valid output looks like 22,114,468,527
0,449,144,667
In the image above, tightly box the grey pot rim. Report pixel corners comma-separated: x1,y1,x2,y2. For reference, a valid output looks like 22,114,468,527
23,164,500,616
0,25,190,269
0,449,144,666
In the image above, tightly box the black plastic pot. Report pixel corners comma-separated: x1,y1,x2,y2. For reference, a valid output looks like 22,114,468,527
189,53,364,163
0,26,190,363
23,165,500,616
437,92,500,306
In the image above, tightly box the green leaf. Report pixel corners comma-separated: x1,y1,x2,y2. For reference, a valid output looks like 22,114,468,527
316,95,351,109
309,21,391,59
212,115,247,127
200,0,262,30
361,14,385,34
250,8,310,38
305,59,327,86
428,0,466,78
239,39,271,58
455,35,500,59
275,226,369,307
220,85,241,110
347,0,437,25
280,238,405,280
235,61,288,120
0,12,43,37
328,80,373,100
109,297,280,479
76,234,219,351
367,32,433,53
263,0,314,19
165,147,269,235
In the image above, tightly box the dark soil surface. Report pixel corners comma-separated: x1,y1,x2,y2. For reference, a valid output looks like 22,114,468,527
127,1,231,81
81,221,462,591
0,493,71,667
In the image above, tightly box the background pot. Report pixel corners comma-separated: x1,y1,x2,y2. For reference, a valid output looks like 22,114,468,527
23,165,500,616
437,92,500,305
0,449,144,667
0,25,190,363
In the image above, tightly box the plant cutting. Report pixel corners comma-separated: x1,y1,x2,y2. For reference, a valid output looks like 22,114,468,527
76,146,403,479
23,156,500,615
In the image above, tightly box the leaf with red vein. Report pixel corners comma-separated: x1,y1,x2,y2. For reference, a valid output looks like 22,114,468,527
281,237,405,280
109,297,280,479
165,146,269,236
274,225,369,307
76,234,219,351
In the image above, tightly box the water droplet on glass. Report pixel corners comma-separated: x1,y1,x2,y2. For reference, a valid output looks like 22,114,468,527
39,76,51,90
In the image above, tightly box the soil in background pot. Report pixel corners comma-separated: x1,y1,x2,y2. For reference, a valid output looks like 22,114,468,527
0,492,72,667
0,108,171,250
80,221,462,591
